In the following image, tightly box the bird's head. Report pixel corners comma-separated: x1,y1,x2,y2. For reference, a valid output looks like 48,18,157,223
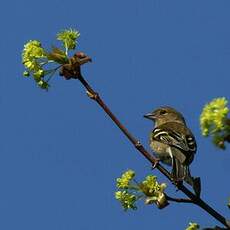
144,106,186,126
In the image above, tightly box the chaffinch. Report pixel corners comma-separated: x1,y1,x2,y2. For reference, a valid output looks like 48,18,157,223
144,106,199,192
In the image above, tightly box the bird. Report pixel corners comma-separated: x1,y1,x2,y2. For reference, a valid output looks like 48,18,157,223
144,106,198,189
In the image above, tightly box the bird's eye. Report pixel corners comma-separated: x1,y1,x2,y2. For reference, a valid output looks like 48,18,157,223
159,110,167,115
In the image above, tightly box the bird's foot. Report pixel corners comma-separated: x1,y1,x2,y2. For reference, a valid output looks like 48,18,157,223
151,158,160,169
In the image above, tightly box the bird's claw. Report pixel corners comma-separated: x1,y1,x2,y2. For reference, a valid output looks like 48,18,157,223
151,158,160,169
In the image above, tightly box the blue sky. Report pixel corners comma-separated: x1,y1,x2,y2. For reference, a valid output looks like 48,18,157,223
1,0,230,229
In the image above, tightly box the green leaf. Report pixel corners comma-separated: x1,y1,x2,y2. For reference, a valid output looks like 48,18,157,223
47,47,68,64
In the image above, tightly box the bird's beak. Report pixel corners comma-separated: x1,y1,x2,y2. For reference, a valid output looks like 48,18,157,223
143,113,156,120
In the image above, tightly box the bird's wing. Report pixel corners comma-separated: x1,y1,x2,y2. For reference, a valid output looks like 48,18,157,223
151,124,196,154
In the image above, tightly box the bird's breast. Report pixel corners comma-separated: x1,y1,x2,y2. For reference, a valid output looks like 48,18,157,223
149,140,172,165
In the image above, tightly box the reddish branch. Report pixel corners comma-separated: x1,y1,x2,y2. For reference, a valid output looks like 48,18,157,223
60,53,230,229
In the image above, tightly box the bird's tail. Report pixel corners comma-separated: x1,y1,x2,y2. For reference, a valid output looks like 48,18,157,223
172,158,201,196
172,158,193,185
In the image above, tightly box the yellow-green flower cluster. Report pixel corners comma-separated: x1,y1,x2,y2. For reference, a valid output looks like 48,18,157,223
22,40,46,72
22,29,81,90
200,97,229,136
22,40,49,90
200,97,230,149
115,170,138,211
185,222,199,230
116,170,135,189
115,170,167,211
140,175,167,208
141,175,166,196
115,191,137,211
57,28,80,53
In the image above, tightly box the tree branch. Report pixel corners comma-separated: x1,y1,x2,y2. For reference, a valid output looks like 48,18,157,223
78,73,230,229
60,54,230,229
165,194,194,204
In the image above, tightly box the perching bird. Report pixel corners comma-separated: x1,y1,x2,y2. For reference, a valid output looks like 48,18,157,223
144,106,197,187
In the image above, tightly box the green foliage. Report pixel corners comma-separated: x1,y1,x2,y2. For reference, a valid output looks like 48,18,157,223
46,47,69,64
185,222,200,230
115,170,167,211
115,191,137,211
22,39,46,81
141,175,166,196
116,169,135,189
22,28,80,90
200,97,229,135
22,40,46,72
22,40,49,90
200,97,230,149
57,29,80,54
